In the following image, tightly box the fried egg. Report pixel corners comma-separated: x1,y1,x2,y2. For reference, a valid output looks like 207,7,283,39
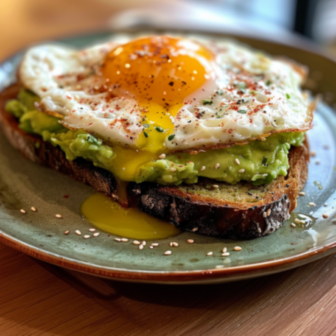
19,35,312,178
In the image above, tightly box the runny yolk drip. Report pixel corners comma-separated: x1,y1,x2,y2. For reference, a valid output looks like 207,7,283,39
81,193,181,239
101,36,215,181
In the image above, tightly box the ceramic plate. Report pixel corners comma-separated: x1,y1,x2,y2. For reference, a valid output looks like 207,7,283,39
0,31,336,284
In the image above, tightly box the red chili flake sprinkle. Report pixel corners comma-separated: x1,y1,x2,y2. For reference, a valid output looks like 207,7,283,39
88,123,93,126
63,195,69,199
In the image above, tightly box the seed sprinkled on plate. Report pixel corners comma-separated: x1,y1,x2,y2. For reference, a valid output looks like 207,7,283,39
206,252,213,256
114,238,121,242
308,202,316,207
263,212,267,218
139,244,144,250
20,209,26,214
159,154,166,159
192,227,198,232
290,223,296,228
323,214,329,219
238,169,245,173
235,158,240,165
142,241,146,246
164,250,172,255
200,166,206,171
222,252,230,257
64,230,70,235
31,207,37,212
187,239,194,244
234,246,242,251
89,228,96,232
151,243,159,247
149,246,154,249
222,247,227,253
133,240,141,245
213,184,219,189
75,230,81,236
310,151,316,157
93,232,100,237
84,235,90,239
172,242,179,247
170,167,177,172
121,238,129,242
55,214,62,219
298,192,306,196
215,163,220,169
294,218,301,224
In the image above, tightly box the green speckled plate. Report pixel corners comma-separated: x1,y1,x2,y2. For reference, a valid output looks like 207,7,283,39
0,31,336,284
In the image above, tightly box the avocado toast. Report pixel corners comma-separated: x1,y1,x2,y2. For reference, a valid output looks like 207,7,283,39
0,35,314,239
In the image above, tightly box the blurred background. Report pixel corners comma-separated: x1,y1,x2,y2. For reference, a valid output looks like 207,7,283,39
1,0,336,61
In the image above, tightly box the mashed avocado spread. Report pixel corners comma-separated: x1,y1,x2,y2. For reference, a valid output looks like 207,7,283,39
6,90,304,186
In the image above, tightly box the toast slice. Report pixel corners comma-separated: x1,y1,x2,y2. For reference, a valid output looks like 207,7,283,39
0,84,309,240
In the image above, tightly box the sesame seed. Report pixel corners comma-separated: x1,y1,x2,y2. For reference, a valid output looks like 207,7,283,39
164,250,172,255
298,192,306,196
142,241,146,246
93,232,100,237
75,230,81,236
64,230,70,235
234,246,242,251
114,238,121,242
200,166,206,171
149,246,154,249
310,151,316,157
159,154,166,159
267,209,271,216
294,218,301,224
89,228,96,232
222,252,230,256
20,209,26,214
263,212,267,218
187,239,194,244
121,238,129,242
235,158,240,165
55,214,62,219
206,252,213,256
215,163,220,169
315,160,320,165
308,202,316,207
291,223,296,228
323,214,329,219
151,243,159,247
139,244,144,250
238,169,245,173
84,235,90,239
133,240,141,245
213,184,219,189
222,247,227,253
172,242,179,247
31,207,37,212
192,227,198,232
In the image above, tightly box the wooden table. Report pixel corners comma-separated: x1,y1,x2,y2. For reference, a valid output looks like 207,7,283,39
1,1,336,335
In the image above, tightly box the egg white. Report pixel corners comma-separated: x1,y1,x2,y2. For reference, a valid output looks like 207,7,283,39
19,35,312,151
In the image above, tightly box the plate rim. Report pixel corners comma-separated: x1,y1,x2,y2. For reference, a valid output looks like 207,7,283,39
1,29,336,284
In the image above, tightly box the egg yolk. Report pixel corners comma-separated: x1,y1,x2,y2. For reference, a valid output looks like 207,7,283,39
82,193,181,239
101,36,215,182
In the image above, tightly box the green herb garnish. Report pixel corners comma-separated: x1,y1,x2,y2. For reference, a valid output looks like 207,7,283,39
202,99,213,105
216,90,224,95
155,126,164,133
168,134,175,141
266,80,271,86
238,109,247,114
86,134,102,146
237,82,246,90
143,131,149,138
262,157,268,164
286,93,291,99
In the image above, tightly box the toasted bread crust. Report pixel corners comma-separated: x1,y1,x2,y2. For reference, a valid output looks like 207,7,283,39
0,85,309,239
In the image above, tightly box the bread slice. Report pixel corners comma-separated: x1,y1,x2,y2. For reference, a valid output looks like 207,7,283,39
0,84,309,240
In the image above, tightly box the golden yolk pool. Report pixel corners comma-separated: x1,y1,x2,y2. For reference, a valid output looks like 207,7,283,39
81,193,181,239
